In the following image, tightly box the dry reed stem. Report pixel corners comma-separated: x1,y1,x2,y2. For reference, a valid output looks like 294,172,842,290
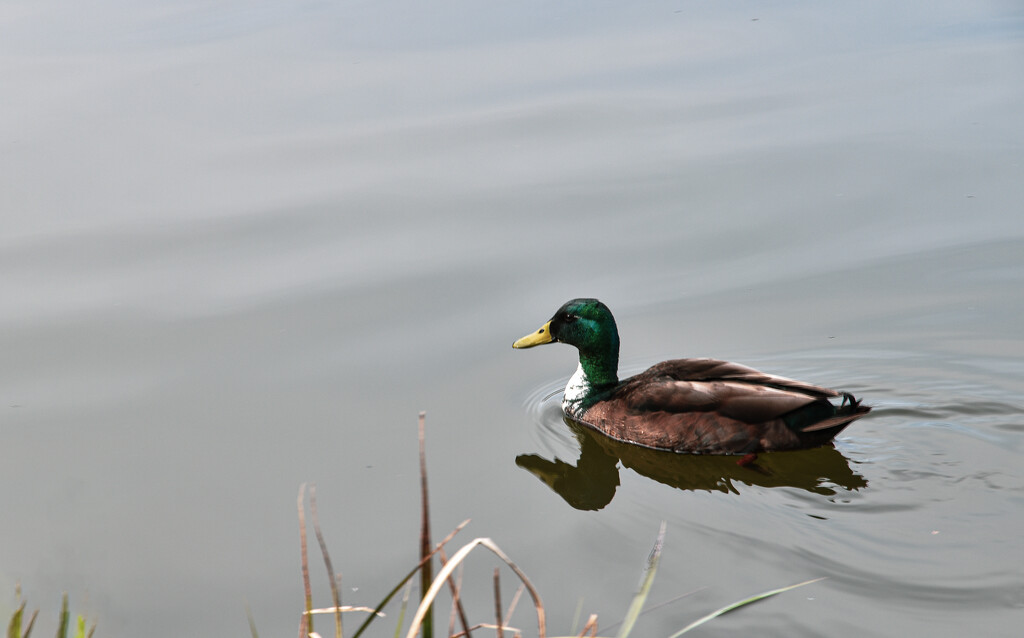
298,483,313,638
493,567,503,638
23,608,39,638
404,538,546,638
451,622,524,638
438,546,472,637
306,606,384,616
418,411,434,638
505,584,525,628
310,484,343,638
576,614,598,638
349,519,470,638
446,562,461,638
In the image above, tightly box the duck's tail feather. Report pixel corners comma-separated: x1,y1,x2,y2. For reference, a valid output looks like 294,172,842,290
801,393,871,433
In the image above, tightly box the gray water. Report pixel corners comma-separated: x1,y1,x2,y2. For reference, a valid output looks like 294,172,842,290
3,2,1023,636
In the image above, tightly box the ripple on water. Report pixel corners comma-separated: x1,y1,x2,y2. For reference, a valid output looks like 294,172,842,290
517,360,874,506
521,377,574,453
518,345,1024,509
789,547,1024,610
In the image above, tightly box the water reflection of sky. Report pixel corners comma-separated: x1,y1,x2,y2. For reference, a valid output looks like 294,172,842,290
3,2,1023,637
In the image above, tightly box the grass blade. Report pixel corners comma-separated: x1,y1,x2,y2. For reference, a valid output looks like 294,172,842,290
616,521,666,638
22,609,39,638
245,602,260,638
392,580,414,638
446,562,462,637
55,594,68,638
568,598,584,636
666,577,825,637
404,538,546,638
307,607,384,616
493,568,503,638
8,602,25,638
437,546,472,638
350,519,469,638
309,484,343,638
577,614,598,638
505,583,525,626
418,412,433,638
297,484,313,638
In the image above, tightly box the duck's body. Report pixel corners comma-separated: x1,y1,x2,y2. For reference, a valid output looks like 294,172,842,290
513,299,869,455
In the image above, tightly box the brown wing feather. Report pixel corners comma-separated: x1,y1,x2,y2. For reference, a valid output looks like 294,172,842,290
626,378,817,423
643,358,841,398
574,358,862,454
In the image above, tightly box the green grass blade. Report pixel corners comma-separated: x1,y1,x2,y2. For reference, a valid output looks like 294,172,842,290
8,601,25,638
392,580,414,638
569,597,584,636
350,519,469,638
666,577,825,637
72,616,85,638
616,522,666,638
55,594,68,638
245,602,260,638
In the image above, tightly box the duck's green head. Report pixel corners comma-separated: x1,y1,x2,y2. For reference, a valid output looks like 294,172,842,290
513,299,620,383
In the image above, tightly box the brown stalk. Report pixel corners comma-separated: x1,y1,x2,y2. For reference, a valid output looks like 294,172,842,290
438,545,473,637
446,562,461,638
297,483,313,638
309,484,342,638
24,608,40,638
418,411,434,638
350,518,470,638
404,538,546,638
504,584,525,625
451,622,522,638
493,568,503,638
576,614,598,638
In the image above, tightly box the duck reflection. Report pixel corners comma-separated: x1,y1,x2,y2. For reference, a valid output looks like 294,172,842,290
516,418,867,510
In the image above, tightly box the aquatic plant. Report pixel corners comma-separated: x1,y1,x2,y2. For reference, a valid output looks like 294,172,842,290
6,591,95,638
4,410,819,638
284,413,822,638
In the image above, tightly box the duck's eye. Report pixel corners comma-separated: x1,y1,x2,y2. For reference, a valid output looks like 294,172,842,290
564,314,578,323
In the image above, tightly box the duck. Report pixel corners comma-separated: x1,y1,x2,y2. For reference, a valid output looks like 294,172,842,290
513,298,870,455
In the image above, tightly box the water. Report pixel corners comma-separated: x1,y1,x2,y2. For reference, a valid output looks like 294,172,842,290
3,1,1023,636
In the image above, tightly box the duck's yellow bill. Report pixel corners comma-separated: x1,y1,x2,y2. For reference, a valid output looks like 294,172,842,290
513,321,554,349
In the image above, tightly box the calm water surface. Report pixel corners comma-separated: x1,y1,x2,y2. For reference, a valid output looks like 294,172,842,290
3,2,1023,636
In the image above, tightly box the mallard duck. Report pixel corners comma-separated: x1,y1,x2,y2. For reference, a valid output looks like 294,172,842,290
513,298,870,454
